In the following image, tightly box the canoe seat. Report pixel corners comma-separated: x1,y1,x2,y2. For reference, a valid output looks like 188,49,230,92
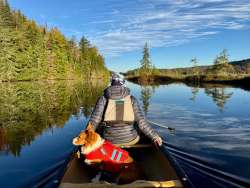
120,144,152,148
60,180,183,188
59,138,182,188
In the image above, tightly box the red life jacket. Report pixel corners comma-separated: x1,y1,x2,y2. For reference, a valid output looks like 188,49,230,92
85,140,130,172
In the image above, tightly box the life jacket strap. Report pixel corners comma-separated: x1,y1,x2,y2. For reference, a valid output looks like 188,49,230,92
104,121,134,125
110,149,123,162
100,147,107,156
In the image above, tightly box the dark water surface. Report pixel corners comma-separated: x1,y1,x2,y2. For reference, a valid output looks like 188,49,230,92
0,80,250,187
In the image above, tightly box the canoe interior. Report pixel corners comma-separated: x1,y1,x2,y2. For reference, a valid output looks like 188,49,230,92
60,143,182,188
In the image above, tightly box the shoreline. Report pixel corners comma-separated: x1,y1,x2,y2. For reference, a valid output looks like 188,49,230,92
123,57,250,86
125,74,250,83
0,75,109,83
125,74,250,91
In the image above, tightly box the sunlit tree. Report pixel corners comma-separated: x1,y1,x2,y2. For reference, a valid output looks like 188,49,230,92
140,43,152,70
190,58,199,75
214,49,229,65
0,0,108,81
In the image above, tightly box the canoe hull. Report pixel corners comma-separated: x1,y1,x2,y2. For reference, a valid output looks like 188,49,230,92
59,140,183,188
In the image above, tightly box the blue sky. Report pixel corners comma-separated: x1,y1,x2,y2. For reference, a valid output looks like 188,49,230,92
8,0,250,71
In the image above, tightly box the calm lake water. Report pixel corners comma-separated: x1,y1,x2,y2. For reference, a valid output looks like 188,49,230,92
0,80,250,187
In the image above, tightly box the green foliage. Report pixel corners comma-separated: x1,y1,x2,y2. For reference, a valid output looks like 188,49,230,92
209,63,235,76
125,47,249,83
0,0,14,28
0,80,108,156
140,86,154,115
152,65,160,76
139,43,153,77
79,36,90,56
206,50,235,77
0,28,20,81
190,58,199,75
78,36,108,78
191,58,198,67
0,0,109,82
140,43,152,69
214,49,229,65
246,63,250,74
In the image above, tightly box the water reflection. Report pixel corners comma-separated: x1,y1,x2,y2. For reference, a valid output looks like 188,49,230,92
0,80,107,156
138,82,235,113
189,87,199,102
204,87,233,112
130,81,250,180
188,83,234,112
140,86,155,115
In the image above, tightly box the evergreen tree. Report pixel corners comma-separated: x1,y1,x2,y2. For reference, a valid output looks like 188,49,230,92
138,42,154,79
79,36,90,56
0,29,20,81
79,36,91,76
209,49,235,76
140,43,152,70
0,0,108,81
214,49,229,65
68,36,79,62
12,9,26,29
191,58,198,67
190,58,199,75
0,0,14,28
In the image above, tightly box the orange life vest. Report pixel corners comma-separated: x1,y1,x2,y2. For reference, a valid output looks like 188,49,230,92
85,140,130,172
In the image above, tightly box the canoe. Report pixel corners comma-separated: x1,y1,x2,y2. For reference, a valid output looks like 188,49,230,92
59,138,184,188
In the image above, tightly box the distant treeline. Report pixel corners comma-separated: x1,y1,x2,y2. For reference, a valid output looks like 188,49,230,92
0,0,109,82
123,43,250,83
152,58,250,76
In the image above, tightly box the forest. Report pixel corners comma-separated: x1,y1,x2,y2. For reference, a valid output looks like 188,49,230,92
0,0,109,82
124,43,250,84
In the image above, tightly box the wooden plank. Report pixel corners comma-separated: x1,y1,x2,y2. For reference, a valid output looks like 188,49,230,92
60,180,183,188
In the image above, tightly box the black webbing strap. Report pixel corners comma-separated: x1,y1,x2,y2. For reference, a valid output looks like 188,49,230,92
115,100,124,121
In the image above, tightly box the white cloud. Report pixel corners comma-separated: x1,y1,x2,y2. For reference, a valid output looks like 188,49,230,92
89,0,250,56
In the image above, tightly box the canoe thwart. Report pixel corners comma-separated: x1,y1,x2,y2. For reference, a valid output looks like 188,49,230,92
120,144,152,148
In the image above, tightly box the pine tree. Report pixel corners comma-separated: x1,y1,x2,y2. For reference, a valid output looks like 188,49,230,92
0,0,108,81
0,29,20,81
140,43,152,70
79,37,94,77
191,58,198,67
24,20,40,44
79,36,90,56
191,58,199,75
0,0,14,28
12,9,26,29
207,49,235,76
67,36,79,74
214,49,229,65
139,42,153,78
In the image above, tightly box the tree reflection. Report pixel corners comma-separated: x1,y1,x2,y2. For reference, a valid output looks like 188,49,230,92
140,86,155,115
190,86,199,101
0,80,107,156
205,87,233,112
